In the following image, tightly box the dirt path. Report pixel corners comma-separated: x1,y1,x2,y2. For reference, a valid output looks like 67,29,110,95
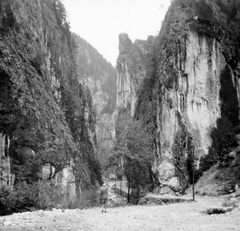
0,196,240,231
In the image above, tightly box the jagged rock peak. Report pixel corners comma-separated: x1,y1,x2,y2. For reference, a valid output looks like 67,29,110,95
118,33,133,54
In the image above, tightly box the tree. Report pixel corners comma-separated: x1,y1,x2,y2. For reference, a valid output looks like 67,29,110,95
108,114,154,203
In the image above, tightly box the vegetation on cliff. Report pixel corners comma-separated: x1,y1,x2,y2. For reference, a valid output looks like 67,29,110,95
74,34,117,115
0,0,101,214
134,0,240,193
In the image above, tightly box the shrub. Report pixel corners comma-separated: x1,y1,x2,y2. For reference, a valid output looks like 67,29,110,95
78,188,100,209
0,180,63,215
0,185,11,215
0,182,38,215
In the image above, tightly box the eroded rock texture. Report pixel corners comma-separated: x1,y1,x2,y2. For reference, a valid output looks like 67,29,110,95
0,0,100,209
116,33,154,116
116,0,240,193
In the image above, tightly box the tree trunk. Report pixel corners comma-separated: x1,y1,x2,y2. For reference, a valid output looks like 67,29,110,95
127,178,131,203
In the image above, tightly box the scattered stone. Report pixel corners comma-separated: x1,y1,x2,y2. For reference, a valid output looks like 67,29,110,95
138,196,191,205
175,192,180,196
206,207,234,215
168,177,180,191
3,220,12,226
222,195,239,208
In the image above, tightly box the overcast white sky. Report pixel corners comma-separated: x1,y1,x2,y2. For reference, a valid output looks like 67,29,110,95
63,0,171,66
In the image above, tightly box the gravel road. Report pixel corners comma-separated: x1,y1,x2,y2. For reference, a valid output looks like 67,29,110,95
0,196,240,231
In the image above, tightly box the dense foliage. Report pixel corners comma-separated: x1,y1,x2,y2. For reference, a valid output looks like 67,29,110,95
0,0,101,214
107,113,154,203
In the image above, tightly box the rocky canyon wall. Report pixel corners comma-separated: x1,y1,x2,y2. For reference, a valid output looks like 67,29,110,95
116,33,154,117
0,0,99,211
116,0,240,193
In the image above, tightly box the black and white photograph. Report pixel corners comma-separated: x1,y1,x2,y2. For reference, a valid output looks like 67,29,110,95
0,0,240,230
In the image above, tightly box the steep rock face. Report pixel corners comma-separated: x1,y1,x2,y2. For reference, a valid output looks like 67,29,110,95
183,30,223,155
117,0,240,193
0,0,99,210
151,0,240,193
154,29,225,192
0,134,14,190
116,33,154,116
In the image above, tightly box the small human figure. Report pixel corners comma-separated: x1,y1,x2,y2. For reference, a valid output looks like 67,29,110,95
100,183,108,213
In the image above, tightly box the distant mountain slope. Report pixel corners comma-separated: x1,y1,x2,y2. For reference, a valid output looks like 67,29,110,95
73,34,117,115
73,34,117,166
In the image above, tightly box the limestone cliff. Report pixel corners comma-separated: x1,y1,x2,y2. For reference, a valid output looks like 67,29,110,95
116,34,154,116
0,0,100,213
116,0,240,194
